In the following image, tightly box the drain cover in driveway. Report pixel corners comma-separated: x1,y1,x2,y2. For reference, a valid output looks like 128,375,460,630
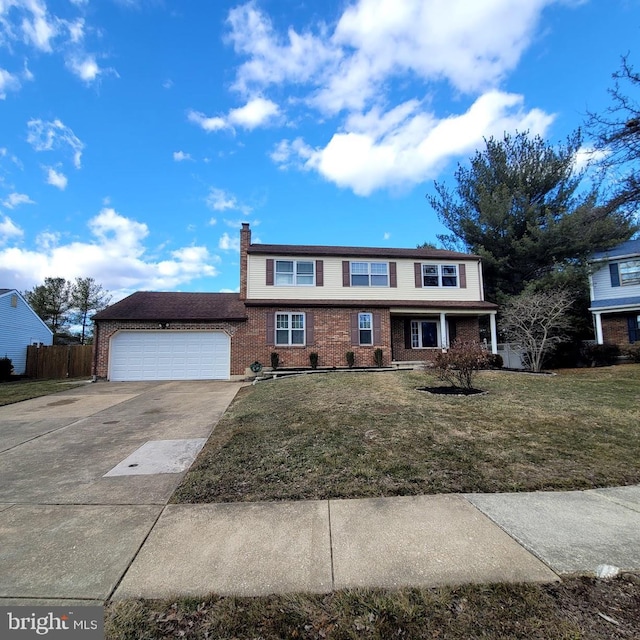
104,439,207,476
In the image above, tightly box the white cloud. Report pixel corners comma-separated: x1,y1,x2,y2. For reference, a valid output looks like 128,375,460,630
218,232,240,252
27,119,84,168
188,96,280,133
45,166,68,190
574,145,609,173
0,215,23,244
0,68,21,98
187,109,229,132
383,232,390,240
0,207,220,292
2,192,35,208
278,91,554,195
227,0,558,114
206,188,253,215
173,150,192,162
228,97,280,129
66,54,101,82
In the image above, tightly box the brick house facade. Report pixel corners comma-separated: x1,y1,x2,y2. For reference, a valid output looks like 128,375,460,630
93,224,497,380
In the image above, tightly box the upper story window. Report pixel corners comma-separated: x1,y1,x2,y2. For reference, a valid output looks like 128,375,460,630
422,264,458,287
351,261,388,287
620,260,640,286
275,260,314,286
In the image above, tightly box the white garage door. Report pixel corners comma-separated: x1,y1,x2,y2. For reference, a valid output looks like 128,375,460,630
109,331,230,381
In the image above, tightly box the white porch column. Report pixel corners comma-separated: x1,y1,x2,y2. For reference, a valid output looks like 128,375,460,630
594,312,604,345
440,313,448,349
489,312,498,354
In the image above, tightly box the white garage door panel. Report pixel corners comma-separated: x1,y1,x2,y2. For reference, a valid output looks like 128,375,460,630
110,331,230,381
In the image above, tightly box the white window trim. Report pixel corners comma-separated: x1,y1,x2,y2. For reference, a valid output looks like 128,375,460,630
351,261,389,287
275,260,315,286
358,312,373,345
619,259,640,287
422,264,458,288
410,319,441,349
275,312,306,346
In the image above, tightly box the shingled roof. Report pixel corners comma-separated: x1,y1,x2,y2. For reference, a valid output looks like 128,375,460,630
247,243,479,261
93,292,247,321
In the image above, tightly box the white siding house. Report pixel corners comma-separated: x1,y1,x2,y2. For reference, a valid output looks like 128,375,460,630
588,238,640,346
0,289,53,375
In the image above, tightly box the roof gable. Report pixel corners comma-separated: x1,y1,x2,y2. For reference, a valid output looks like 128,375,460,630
0,289,54,335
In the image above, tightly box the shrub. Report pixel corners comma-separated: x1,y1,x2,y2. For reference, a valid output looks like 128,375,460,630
487,353,503,369
623,344,640,362
434,341,491,390
309,352,319,369
270,352,280,370
346,351,355,368
582,343,620,367
0,357,12,382
373,348,384,368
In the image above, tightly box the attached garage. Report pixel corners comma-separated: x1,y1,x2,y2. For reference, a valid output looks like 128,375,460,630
109,330,230,381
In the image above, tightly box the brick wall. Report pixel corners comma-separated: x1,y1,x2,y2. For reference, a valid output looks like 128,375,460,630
93,320,244,379
233,306,392,371
391,316,481,362
601,313,635,347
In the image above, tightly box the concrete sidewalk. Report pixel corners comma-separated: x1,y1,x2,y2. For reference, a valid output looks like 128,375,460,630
111,486,640,601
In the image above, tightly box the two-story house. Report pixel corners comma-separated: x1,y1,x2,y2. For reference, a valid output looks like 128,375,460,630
93,224,497,381
589,237,640,347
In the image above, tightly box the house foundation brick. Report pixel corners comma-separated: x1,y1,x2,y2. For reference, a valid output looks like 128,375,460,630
601,313,635,347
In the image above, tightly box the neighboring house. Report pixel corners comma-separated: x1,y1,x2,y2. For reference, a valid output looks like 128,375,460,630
589,238,640,347
0,289,54,375
93,224,498,381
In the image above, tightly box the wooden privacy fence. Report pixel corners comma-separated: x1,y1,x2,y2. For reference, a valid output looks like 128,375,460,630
25,345,93,379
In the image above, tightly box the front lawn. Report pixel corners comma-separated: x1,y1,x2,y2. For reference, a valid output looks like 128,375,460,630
173,365,640,503
0,378,89,406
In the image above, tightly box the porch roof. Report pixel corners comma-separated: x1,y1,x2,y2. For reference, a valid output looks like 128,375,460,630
244,299,497,311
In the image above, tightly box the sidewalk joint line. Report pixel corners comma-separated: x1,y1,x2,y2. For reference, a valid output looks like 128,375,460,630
327,499,335,591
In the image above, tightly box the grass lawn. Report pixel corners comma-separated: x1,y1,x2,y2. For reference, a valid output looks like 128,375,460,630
0,378,89,406
173,365,640,503
105,575,640,640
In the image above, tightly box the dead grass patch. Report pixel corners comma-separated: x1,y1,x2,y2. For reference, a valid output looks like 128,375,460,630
105,574,640,640
173,366,640,503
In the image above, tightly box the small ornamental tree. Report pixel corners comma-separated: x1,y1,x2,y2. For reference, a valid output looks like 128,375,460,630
434,341,491,390
499,289,574,372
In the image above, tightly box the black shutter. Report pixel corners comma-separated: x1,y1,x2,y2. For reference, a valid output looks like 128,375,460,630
610,263,620,287
628,315,638,343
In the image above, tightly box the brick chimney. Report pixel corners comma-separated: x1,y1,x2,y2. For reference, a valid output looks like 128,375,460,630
239,222,251,300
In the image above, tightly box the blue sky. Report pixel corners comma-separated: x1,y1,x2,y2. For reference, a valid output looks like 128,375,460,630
0,0,638,300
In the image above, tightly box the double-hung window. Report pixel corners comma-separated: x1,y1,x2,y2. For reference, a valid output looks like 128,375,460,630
275,260,314,286
359,313,373,345
422,264,457,287
351,262,388,286
619,260,640,286
275,312,305,345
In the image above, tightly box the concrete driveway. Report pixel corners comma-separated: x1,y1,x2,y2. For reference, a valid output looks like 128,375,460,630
0,380,242,604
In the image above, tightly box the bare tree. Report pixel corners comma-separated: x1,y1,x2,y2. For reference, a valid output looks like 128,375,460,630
71,277,112,344
587,55,640,217
499,290,574,372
